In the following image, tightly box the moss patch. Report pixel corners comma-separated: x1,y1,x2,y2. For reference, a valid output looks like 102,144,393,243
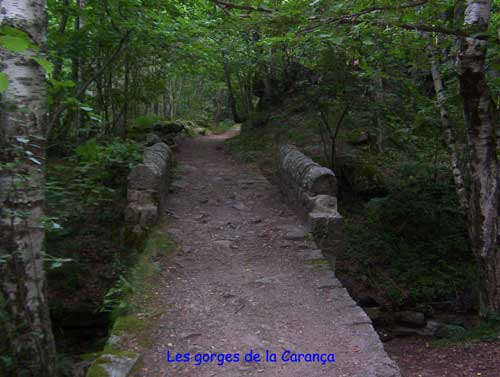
87,365,108,377
111,316,146,336
99,350,137,361
126,227,175,314
94,357,112,365
307,258,330,267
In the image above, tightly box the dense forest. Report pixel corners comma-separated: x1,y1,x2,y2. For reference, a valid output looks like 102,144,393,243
2,0,500,376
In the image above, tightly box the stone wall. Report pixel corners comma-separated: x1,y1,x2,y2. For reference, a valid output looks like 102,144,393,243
125,142,173,239
85,143,173,377
276,145,400,377
277,144,343,250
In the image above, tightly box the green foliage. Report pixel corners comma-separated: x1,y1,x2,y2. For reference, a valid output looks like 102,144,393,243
45,255,73,270
47,138,141,223
247,110,270,129
87,225,175,373
46,0,222,142
74,138,99,162
435,316,500,345
228,92,476,309
0,73,9,92
100,227,174,319
130,115,161,132
343,165,476,305
32,56,54,75
45,138,141,299
210,119,236,134
111,316,146,336
0,34,31,52
86,365,108,377
0,25,54,91
100,275,134,316
0,296,13,373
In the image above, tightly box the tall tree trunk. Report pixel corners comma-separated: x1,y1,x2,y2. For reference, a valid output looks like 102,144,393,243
123,52,130,136
52,0,70,80
163,93,168,118
96,51,108,124
222,50,245,123
0,1,57,376
425,35,469,212
374,76,385,154
214,89,224,123
455,0,500,314
169,79,176,120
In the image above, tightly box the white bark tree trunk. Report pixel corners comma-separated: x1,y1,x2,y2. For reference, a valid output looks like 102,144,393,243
424,35,469,212
455,0,500,314
0,1,57,375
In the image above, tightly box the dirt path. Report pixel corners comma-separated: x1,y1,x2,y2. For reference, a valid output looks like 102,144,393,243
135,132,399,377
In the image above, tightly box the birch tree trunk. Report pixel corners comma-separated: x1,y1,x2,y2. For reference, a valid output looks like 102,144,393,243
424,35,469,212
455,0,500,314
0,1,57,376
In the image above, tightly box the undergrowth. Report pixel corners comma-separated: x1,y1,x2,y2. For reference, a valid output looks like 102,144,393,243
433,315,500,345
101,225,175,321
85,225,175,376
210,119,237,134
45,138,143,306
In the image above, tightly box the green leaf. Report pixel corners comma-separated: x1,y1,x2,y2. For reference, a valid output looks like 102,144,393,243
0,26,29,38
0,73,8,93
76,138,99,161
50,262,63,269
28,157,42,165
51,222,62,230
50,79,76,88
329,36,344,45
0,356,13,367
16,136,29,144
32,57,54,75
0,35,30,52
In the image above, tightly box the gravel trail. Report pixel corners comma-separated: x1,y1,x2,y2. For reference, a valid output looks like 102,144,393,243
135,131,399,377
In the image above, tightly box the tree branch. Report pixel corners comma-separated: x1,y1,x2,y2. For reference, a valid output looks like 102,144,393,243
303,16,498,44
102,0,123,33
300,0,499,43
369,20,496,43
46,30,132,137
210,0,274,14
304,0,428,32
